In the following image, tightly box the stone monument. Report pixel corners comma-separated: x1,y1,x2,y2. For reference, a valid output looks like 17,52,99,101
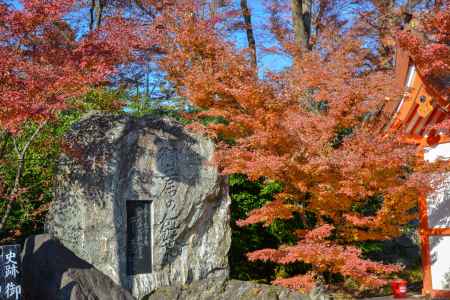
46,113,231,299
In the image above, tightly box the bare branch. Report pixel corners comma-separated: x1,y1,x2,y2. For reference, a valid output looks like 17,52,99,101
0,120,47,232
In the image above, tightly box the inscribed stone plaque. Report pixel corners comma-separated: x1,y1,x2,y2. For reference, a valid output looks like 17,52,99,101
0,244,22,300
127,201,152,275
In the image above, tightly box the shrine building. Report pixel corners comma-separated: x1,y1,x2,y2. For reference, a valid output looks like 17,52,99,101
387,42,450,298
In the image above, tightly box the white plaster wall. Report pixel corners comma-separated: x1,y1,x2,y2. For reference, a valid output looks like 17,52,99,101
424,143,450,228
424,142,450,163
424,143,450,291
425,176,450,229
430,236,450,290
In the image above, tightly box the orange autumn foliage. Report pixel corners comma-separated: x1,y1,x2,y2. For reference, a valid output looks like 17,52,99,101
397,2,450,101
248,224,403,291
147,1,439,291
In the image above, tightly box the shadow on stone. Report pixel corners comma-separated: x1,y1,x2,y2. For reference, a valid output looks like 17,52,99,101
21,234,135,300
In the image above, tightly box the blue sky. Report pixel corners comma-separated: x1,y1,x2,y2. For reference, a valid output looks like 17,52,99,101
232,0,293,74
6,0,292,74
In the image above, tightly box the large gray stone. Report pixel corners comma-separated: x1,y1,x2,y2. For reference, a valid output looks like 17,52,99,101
144,276,329,300
21,234,135,300
46,113,231,299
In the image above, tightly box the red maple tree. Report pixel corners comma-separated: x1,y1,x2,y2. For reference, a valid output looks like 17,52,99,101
0,0,133,230
0,0,130,132
149,1,437,292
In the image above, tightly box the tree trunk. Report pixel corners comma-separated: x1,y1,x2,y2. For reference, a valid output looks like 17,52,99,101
89,0,95,31
95,0,105,29
0,121,47,232
302,0,312,44
89,0,105,30
291,0,312,51
240,0,257,69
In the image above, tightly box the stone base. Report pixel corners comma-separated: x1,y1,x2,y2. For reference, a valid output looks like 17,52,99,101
145,276,329,300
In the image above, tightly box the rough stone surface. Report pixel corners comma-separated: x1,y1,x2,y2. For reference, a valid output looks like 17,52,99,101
46,113,231,299
145,276,329,300
21,234,135,300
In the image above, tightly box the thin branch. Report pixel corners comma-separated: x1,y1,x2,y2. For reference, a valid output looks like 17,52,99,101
134,0,156,19
0,120,47,232
95,0,104,29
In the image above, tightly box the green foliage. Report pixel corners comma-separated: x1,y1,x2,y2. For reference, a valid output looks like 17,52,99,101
129,107,192,126
352,194,384,216
198,115,229,127
0,111,82,242
80,88,127,112
229,174,312,282
331,127,353,148
229,174,283,219
358,241,385,256
229,174,278,282
0,87,126,242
